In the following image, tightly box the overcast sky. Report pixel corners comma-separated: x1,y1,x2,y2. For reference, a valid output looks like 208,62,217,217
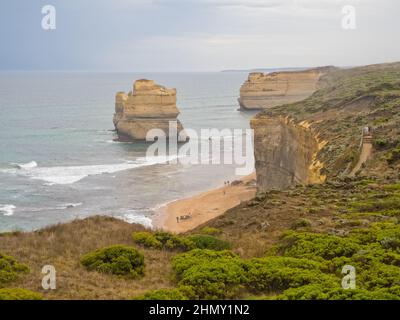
1,0,399,71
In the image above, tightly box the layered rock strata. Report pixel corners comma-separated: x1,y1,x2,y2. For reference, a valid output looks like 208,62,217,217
238,69,323,110
251,114,326,192
113,79,185,141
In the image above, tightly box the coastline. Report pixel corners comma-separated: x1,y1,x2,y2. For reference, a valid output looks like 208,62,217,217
153,173,257,234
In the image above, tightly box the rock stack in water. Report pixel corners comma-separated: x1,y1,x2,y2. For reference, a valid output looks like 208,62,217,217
238,68,329,110
113,79,185,141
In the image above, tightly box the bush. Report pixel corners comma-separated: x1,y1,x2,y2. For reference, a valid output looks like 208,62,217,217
171,249,246,299
245,256,336,292
81,245,145,278
132,232,162,249
178,261,246,299
0,252,29,286
274,284,400,300
357,263,400,290
291,219,312,230
349,222,400,249
187,235,231,251
0,288,43,300
278,231,361,260
172,249,238,276
132,231,195,251
200,227,222,236
387,148,400,164
350,196,400,213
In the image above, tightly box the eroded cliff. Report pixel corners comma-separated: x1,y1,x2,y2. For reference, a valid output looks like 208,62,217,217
238,68,328,110
113,79,185,141
251,62,400,191
251,115,326,191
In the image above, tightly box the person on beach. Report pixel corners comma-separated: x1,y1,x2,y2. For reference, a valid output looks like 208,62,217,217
176,216,179,223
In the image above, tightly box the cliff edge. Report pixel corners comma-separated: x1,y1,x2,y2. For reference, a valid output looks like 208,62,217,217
238,67,332,110
113,79,185,141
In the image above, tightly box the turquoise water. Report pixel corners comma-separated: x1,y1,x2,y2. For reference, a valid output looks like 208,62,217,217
0,72,258,232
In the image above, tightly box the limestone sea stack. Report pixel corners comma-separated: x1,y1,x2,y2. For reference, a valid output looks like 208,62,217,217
113,79,185,141
238,68,330,110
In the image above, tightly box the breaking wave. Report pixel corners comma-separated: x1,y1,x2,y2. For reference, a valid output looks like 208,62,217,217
0,204,16,216
2,155,180,185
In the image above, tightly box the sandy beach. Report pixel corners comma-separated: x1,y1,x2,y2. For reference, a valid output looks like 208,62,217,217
153,173,257,233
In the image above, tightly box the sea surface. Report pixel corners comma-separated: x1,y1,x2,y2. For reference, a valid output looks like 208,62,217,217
0,72,260,232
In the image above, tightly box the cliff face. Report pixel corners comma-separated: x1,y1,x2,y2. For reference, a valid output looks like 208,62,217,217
251,115,326,191
250,62,400,191
113,79,185,141
238,68,324,110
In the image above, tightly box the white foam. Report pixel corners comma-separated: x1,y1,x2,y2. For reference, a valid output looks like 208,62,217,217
2,155,180,185
121,213,153,229
0,204,16,216
56,203,83,210
13,161,38,169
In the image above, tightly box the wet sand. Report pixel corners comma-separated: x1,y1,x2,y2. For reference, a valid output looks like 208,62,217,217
153,173,256,233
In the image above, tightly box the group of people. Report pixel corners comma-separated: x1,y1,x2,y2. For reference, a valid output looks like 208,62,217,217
176,212,192,223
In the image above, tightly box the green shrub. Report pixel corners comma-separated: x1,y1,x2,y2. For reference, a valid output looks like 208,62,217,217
274,284,400,300
387,148,400,164
132,232,162,249
373,139,389,150
81,245,145,278
350,196,400,213
278,231,361,260
291,219,312,229
164,236,195,251
200,227,222,236
171,249,246,299
245,256,336,292
0,288,43,300
187,234,231,251
0,252,29,286
172,249,238,276
178,259,246,299
357,263,400,290
349,222,400,249
132,231,195,251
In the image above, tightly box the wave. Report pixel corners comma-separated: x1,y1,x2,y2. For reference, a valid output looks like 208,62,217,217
0,204,16,216
56,203,83,210
1,155,180,185
120,212,153,229
12,161,38,169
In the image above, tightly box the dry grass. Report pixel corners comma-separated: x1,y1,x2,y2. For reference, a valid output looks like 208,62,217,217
0,216,175,300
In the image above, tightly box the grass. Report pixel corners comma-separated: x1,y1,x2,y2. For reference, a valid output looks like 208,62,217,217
0,216,175,299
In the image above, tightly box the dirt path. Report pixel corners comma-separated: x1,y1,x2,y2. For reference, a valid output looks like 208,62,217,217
350,135,373,176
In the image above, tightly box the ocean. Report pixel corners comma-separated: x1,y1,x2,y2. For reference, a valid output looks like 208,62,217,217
0,72,259,232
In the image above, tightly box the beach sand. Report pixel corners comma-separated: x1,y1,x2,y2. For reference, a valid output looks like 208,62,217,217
153,173,257,233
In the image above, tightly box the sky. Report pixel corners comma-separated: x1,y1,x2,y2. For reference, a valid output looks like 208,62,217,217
1,0,399,71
